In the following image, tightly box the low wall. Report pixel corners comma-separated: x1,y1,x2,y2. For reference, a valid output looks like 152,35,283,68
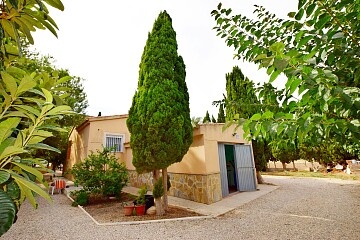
128,170,222,204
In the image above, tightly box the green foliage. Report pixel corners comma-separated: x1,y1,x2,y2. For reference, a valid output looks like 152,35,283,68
191,116,201,128
225,66,260,121
71,189,89,206
70,148,128,198
0,0,68,236
203,110,211,123
19,54,88,169
212,0,360,159
136,186,147,205
217,104,225,123
299,140,345,166
153,177,164,199
0,189,16,235
127,11,193,174
223,66,274,171
211,115,216,123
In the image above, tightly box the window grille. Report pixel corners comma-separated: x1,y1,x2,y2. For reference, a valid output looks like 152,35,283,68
105,134,124,152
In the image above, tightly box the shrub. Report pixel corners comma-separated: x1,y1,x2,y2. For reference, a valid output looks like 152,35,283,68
71,190,89,206
153,177,164,199
71,148,129,198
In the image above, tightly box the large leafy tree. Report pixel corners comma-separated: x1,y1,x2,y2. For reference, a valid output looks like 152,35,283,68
19,53,88,169
127,11,193,215
224,66,271,182
212,0,360,159
0,0,74,236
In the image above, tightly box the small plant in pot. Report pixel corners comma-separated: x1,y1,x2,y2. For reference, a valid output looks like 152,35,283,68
122,201,135,216
134,186,147,216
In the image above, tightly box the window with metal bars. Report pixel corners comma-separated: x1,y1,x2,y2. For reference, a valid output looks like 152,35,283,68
105,134,124,152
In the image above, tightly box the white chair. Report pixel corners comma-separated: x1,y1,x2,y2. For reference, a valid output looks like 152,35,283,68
49,179,66,195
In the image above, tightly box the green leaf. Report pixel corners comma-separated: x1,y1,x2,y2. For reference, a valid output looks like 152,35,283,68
250,113,261,121
10,162,44,183
274,58,288,71
44,0,65,11
314,14,331,30
0,171,10,185
289,78,302,95
262,111,274,119
16,77,36,96
13,105,40,117
1,71,18,98
269,70,281,82
1,19,16,39
298,35,313,48
269,42,285,54
306,3,316,17
42,88,53,104
253,54,267,61
288,12,296,18
295,8,304,20
0,189,17,237
10,172,52,206
46,105,72,116
0,146,26,160
0,118,21,143
26,143,61,153
56,75,72,85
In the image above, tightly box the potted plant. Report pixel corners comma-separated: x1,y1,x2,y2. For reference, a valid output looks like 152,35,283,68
122,201,134,216
134,186,147,216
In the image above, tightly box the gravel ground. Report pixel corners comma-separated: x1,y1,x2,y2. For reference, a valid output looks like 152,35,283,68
3,176,360,240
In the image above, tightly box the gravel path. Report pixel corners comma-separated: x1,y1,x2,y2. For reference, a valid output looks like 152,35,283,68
3,176,360,240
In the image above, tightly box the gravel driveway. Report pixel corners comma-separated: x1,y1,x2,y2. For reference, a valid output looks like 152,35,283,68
3,176,360,240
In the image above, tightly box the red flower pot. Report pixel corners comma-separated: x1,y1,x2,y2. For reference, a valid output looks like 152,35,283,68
135,205,146,216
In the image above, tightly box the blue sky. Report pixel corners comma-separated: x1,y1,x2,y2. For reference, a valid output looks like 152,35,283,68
32,0,297,118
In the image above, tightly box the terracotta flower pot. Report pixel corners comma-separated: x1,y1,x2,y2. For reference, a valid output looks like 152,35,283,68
135,205,146,216
123,205,134,216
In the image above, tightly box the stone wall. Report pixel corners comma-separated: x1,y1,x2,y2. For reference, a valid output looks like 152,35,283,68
169,172,222,204
128,170,222,205
128,170,153,189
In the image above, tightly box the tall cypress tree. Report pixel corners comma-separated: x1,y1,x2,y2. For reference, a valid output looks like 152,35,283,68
217,104,225,123
225,66,259,121
203,110,211,123
225,66,268,183
127,11,193,214
211,115,217,123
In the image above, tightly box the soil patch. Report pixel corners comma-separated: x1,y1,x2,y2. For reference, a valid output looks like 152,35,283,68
80,192,203,223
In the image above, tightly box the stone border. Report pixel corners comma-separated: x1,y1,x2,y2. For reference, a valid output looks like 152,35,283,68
65,189,212,226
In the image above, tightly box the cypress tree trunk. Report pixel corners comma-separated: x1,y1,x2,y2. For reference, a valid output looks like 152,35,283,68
162,168,168,211
153,170,164,215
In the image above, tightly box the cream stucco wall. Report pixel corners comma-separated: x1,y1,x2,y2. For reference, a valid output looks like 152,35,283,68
66,116,251,176
65,115,130,178
168,123,250,175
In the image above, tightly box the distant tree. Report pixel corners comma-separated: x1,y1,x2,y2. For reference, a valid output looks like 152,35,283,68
203,111,211,123
191,117,201,128
217,104,226,123
225,66,259,121
211,115,216,123
127,11,192,215
224,66,270,183
18,53,88,170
